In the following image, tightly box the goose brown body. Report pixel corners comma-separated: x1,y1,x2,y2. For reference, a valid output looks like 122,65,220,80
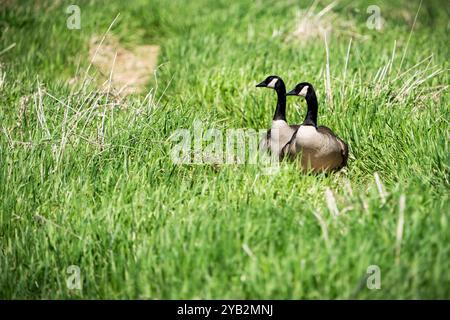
261,121,299,158
283,125,348,171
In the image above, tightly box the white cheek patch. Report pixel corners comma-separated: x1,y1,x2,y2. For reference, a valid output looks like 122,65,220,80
299,85,309,96
267,78,278,88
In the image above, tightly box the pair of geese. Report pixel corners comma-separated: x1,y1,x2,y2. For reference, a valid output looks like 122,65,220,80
256,75,348,172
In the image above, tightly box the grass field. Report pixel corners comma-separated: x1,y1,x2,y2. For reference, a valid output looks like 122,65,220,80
0,0,449,299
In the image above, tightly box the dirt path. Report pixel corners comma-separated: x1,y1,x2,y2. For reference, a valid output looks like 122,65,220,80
89,35,160,95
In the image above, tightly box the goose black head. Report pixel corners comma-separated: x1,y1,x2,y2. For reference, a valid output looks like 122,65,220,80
256,75,284,90
286,82,314,98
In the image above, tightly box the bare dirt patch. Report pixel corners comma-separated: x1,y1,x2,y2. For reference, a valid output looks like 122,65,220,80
89,35,160,95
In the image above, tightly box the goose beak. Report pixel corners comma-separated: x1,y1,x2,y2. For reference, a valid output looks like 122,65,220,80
256,81,266,88
286,89,297,96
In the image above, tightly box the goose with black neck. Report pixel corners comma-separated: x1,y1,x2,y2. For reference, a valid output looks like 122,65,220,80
255,75,299,158
284,82,348,172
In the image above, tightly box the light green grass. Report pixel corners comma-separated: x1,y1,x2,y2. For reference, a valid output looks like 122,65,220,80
0,0,449,299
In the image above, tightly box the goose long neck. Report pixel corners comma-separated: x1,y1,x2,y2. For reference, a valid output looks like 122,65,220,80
273,82,287,121
303,89,318,126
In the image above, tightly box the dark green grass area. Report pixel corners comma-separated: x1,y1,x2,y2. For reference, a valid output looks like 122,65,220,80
0,0,449,298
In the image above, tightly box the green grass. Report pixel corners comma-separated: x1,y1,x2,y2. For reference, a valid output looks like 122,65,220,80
0,0,449,299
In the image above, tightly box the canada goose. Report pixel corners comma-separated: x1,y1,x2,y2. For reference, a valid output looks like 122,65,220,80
284,82,348,172
256,75,299,158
